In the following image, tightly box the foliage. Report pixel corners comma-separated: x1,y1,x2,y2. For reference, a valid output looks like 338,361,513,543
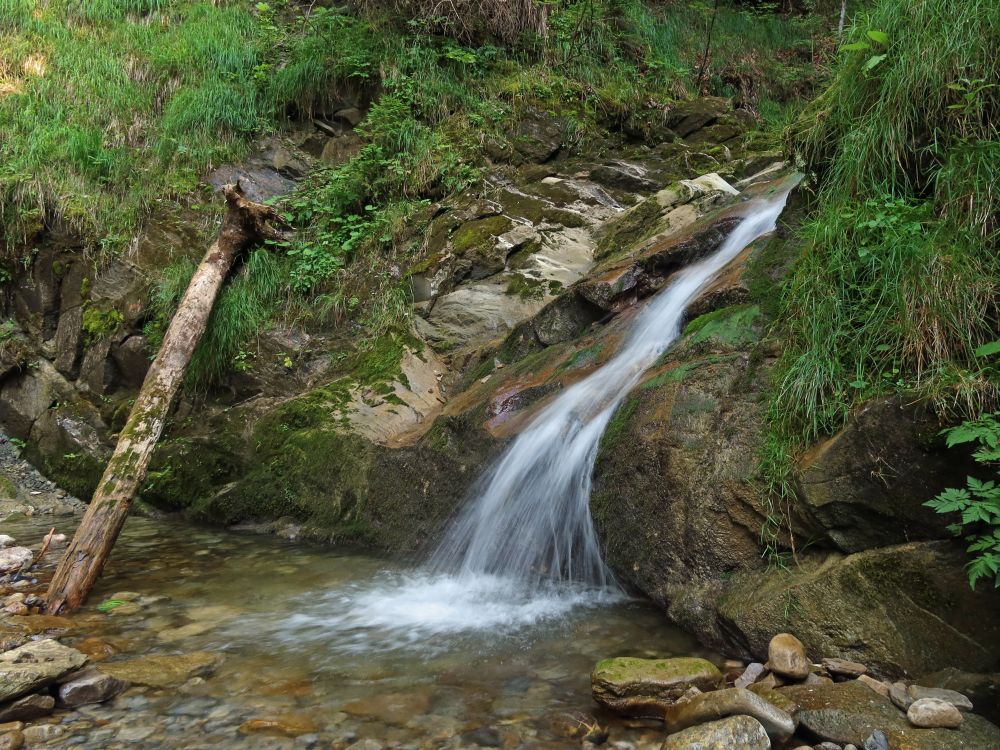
925,412,1000,588
773,0,1000,443
81,306,124,344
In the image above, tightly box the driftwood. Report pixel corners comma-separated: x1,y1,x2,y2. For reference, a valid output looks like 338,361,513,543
45,184,283,614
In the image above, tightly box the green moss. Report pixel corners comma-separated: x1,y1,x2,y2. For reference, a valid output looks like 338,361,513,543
600,395,639,454
682,305,762,347
505,273,546,299
595,197,661,259
142,435,244,512
0,474,18,499
28,448,103,500
450,215,513,254
641,362,695,390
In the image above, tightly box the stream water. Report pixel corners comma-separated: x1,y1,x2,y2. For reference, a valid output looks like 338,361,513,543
3,514,705,750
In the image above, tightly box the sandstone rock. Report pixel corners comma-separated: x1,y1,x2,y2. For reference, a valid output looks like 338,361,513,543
856,675,890,698
661,715,770,750
0,639,87,702
0,730,24,750
0,548,32,574
907,684,973,711
58,669,129,706
907,698,963,728
98,652,220,688
53,262,85,378
889,681,912,711
778,680,998,748
0,694,54,722
663,687,795,742
823,658,868,679
768,633,810,680
591,657,722,717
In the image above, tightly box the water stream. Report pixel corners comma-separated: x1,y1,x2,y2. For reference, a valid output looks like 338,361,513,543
1,179,794,748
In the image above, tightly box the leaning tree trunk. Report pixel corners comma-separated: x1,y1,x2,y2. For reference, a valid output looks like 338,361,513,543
45,184,283,614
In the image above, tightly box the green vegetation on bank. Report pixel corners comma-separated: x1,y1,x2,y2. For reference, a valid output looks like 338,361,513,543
767,0,999,581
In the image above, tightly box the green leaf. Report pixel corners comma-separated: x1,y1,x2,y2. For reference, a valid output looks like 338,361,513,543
866,30,889,45
864,54,887,72
975,340,1000,357
840,42,871,52
97,599,127,613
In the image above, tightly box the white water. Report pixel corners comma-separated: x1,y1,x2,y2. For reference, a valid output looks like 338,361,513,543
279,181,795,650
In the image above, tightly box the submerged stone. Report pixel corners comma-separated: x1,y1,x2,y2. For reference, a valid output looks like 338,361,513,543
0,639,87,702
591,657,722,717
98,652,220,688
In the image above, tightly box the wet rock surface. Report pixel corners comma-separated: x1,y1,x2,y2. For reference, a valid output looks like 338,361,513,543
663,687,795,742
661,714,770,750
0,640,88,702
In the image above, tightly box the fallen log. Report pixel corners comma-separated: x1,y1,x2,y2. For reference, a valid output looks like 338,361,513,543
45,184,284,613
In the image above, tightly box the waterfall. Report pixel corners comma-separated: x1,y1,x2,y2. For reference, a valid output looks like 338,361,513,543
428,180,795,590
272,179,795,650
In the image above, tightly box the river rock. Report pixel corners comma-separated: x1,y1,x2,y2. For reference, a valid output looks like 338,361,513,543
856,675,890,698
0,730,24,750
823,658,868,679
907,698,963,729
862,729,889,750
0,548,32,574
907,685,973,711
917,668,1000,724
661,715,770,750
592,657,722,716
58,669,129,706
240,714,320,737
768,633,810,680
735,662,766,689
0,639,88,702
98,652,220,688
0,535,14,549
664,687,795,742
779,680,999,748
0,694,55,722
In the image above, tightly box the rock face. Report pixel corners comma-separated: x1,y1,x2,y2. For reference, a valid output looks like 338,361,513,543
0,639,88,702
591,657,722,716
663,688,795,742
662,715,771,750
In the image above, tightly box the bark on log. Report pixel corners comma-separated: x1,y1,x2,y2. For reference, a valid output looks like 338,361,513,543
45,184,284,614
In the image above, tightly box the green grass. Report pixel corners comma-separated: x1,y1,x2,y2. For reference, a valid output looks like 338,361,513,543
774,0,999,443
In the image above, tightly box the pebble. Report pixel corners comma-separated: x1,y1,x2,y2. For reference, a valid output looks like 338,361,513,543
888,681,912,711
822,658,867,678
0,731,24,750
767,633,810,680
734,662,766,689
856,674,890,698
862,729,889,750
22,724,65,744
907,697,963,728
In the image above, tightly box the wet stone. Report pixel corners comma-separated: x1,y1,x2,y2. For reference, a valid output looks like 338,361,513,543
0,639,88,702
735,662,766,689
888,682,912,711
21,724,65,744
822,659,868,679
0,693,55,722
664,687,795,743
767,633,810,681
59,669,129,706
0,731,24,750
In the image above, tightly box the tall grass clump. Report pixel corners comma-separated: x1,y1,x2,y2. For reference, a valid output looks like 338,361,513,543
774,0,1000,442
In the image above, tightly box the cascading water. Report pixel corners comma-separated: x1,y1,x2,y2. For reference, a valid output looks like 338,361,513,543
269,178,796,653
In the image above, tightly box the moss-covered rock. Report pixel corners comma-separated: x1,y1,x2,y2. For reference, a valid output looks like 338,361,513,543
591,656,722,717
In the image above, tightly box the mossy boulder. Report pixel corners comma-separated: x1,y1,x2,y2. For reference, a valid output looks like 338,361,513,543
591,656,722,717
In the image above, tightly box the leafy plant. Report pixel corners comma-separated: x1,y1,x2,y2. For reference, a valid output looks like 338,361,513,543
925,412,1000,589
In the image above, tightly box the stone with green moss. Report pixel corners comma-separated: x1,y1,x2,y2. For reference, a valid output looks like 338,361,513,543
591,656,722,716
